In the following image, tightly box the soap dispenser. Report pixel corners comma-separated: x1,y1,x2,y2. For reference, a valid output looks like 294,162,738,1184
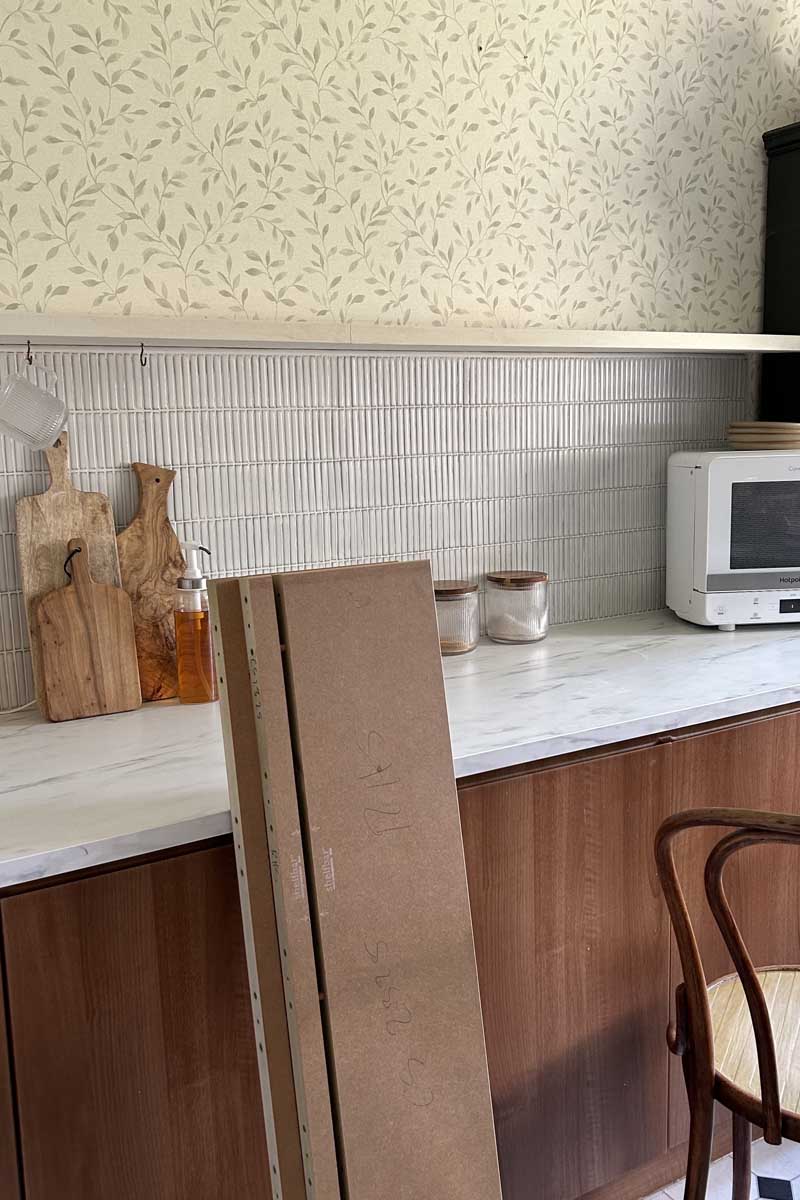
174,542,218,704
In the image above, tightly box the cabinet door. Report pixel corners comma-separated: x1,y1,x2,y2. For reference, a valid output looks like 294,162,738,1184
668,710,800,1145
459,744,671,1200
0,958,20,1198
2,845,271,1200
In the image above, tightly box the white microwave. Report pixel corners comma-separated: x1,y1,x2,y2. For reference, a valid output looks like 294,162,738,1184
667,450,800,630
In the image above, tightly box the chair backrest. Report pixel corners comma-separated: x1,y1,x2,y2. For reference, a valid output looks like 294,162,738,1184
655,807,800,1144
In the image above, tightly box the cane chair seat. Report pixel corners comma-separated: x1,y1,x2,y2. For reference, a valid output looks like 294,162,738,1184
710,966,800,1114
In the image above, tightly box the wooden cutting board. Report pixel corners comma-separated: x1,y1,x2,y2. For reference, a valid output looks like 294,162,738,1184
117,462,185,701
729,421,800,429
16,431,121,714
729,439,800,448
36,538,141,722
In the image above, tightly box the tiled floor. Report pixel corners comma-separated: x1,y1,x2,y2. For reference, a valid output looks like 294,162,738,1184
642,1139,800,1200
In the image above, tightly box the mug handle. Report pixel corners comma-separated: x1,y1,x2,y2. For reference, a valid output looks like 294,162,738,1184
16,359,58,391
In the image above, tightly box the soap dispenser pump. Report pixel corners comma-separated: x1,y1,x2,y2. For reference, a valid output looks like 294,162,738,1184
174,542,218,704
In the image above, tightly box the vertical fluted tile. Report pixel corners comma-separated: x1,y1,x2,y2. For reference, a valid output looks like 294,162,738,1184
0,348,754,708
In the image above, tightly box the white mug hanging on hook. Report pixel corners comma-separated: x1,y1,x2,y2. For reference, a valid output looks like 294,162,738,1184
0,347,66,451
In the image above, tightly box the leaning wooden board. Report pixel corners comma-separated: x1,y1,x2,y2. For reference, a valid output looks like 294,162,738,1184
117,462,185,701
210,578,312,1200
238,576,341,1200
273,562,502,1200
16,431,121,714
36,538,141,721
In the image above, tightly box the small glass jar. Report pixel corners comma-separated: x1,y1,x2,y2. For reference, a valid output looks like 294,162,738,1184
485,571,549,644
434,580,480,655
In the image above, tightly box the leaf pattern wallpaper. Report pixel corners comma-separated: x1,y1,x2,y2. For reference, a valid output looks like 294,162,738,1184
0,0,798,329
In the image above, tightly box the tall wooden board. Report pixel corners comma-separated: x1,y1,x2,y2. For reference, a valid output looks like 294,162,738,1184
117,462,185,701
241,577,341,1200
274,561,501,1200
213,576,340,1200
16,431,121,713
210,578,308,1200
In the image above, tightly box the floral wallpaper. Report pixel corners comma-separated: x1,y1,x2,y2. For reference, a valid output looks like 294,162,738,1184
0,0,798,330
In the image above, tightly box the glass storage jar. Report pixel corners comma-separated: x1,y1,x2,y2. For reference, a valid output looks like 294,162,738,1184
485,571,548,643
434,580,480,655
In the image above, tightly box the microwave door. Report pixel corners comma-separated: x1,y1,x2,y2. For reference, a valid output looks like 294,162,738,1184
707,478,800,591
731,481,800,571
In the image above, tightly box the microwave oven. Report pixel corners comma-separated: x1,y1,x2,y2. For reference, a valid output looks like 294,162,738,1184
667,450,800,630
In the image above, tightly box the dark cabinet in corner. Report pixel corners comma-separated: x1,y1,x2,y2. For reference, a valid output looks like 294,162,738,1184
1,844,270,1200
760,120,800,420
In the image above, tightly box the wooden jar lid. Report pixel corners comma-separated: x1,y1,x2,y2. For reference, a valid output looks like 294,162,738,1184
486,570,548,589
434,579,479,600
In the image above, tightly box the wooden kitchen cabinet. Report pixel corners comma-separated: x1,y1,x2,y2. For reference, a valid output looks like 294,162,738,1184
1,844,270,1200
459,743,672,1200
458,707,800,1200
667,711,800,1146
1,706,799,1200
0,956,20,1199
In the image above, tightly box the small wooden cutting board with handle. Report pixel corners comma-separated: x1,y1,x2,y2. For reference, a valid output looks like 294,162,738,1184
16,431,121,714
36,538,142,722
117,462,185,701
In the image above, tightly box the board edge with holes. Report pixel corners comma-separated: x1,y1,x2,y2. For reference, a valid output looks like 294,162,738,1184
239,576,342,1200
210,578,307,1200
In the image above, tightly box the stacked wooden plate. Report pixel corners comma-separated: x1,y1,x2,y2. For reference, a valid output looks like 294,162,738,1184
728,421,800,449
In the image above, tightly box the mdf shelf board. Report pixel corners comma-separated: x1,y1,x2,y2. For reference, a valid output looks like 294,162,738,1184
274,560,502,1200
1,310,800,353
210,578,307,1200
240,575,341,1200
348,325,800,355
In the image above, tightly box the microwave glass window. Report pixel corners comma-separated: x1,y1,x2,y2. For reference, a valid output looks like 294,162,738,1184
730,481,800,569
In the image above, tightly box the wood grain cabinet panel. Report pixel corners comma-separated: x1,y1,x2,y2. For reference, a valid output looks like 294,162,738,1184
0,960,20,1198
2,845,270,1200
458,745,671,1200
668,711,800,1146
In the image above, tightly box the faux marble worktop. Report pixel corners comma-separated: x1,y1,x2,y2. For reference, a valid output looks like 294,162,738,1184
3,609,800,889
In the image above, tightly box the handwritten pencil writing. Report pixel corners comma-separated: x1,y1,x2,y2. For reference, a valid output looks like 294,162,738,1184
356,730,411,837
364,939,436,1108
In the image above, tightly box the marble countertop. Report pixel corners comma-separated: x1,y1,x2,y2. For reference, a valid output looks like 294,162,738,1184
3,609,800,889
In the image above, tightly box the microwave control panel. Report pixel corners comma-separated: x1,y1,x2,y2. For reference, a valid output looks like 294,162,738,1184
687,588,800,630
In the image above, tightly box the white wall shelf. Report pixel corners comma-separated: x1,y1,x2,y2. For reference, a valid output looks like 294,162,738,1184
0,312,798,354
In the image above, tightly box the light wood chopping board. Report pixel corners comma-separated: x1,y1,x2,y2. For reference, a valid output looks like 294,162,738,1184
16,431,121,715
36,538,142,721
117,462,185,701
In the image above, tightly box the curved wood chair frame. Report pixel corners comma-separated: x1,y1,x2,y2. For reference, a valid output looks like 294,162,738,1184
655,807,800,1200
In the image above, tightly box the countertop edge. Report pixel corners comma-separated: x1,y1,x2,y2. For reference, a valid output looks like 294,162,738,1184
6,610,800,891
0,811,234,890
6,684,800,890
451,684,800,777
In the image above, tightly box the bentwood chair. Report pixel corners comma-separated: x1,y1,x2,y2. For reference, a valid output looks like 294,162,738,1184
655,808,800,1200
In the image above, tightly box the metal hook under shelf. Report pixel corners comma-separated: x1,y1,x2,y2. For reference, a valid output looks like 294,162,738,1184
26,339,33,366
139,342,148,367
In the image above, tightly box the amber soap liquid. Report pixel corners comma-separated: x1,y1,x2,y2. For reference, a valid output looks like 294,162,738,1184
174,608,218,704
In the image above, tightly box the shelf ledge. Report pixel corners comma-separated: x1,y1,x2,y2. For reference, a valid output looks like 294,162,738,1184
0,312,798,354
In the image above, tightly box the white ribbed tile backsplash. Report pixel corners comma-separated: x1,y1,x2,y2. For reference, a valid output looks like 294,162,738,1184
0,347,754,710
